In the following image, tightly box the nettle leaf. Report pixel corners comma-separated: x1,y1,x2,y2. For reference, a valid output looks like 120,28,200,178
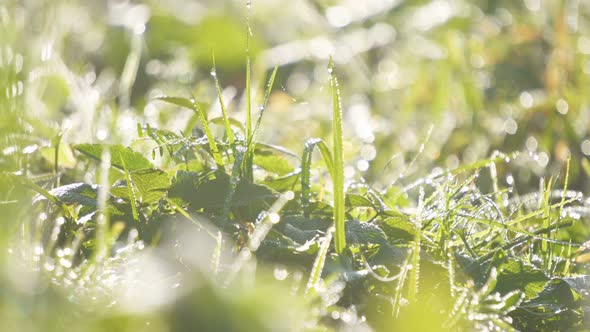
512,279,583,330
111,169,171,205
455,252,487,286
369,243,410,267
276,215,331,244
233,182,277,206
345,193,374,208
262,170,300,192
33,182,98,207
379,215,417,243
168,171,277,210
345,219,387,246
494,259,549,299
75,144,153,171
253,146,294,176
562,275,590,299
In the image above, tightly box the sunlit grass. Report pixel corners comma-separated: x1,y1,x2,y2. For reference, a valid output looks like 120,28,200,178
0,1,590,331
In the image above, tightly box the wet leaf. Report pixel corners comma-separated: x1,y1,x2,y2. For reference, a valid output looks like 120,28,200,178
75,144,153,171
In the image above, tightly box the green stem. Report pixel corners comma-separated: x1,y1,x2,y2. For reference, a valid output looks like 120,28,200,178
329,58,346,255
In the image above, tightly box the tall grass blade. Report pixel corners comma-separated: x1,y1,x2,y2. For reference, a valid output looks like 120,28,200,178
301,138,334,217
251,64,279,142
211,53,235,148
329,58,346,255
306,227,333,293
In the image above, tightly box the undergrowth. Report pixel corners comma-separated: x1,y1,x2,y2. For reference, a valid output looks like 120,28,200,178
1,1,590,331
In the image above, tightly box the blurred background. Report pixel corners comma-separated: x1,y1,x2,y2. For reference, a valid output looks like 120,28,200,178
3,0,590,189
2,0,590,330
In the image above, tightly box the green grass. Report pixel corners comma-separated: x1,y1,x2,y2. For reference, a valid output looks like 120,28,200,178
1,1,590,331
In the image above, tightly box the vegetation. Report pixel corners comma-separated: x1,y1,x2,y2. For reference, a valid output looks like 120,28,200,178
1,0,590,331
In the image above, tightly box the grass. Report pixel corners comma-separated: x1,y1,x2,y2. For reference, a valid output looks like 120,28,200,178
1,1,590,331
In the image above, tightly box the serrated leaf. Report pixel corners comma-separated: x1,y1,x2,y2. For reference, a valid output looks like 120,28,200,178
33,182,98,207
111,169,170,205
253,146,294,175
168,171,277,210
345,219,387,245
345,193,374,208
75,144,153,171
261,170,300,192
494,259,549,298
379,215,417,243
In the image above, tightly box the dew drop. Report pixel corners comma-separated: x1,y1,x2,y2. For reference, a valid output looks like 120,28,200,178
556,98,569,115
269,213,281,224
285,191,295,200
273,266,288,281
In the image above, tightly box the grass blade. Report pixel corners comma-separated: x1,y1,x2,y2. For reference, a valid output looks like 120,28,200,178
306,227,333,293
251,64,279,143
211,53,235,148
301,138,334,217
329,58,346,255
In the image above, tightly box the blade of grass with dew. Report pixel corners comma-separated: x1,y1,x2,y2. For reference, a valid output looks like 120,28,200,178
301,138,334,217
119,30,143,111
211,52,235,149
306,227,334,293
251,64,279,142
329,58,346,255
408,187,424,303
541,177,553,259
243,4,254,182
52,132,63,188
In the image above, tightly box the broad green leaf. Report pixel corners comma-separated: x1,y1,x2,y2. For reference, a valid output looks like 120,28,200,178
345,219,387,246
345,193,374,208
494,259,549,298
253,146,294,176
111,169,170,205
261,170,300,192
40,144,76,169
379,215,417,243
75,144,153,171
32,182,98,207
168,171,277,210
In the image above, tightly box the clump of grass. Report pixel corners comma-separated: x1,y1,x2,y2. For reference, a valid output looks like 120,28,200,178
1,1,590,332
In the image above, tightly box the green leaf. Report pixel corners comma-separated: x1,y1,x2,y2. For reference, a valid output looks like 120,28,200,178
345,193,374,208
156,96,195,110
494,259,549,298
75,144,153,171
512,279,583,331
261,170,300,192
379,215,417,243
168,171,276,210
33,182,98,207
111,169,170,205
253,146,294,176
345,219,387,246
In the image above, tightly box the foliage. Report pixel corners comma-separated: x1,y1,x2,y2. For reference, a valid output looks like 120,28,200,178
1,0,590,331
